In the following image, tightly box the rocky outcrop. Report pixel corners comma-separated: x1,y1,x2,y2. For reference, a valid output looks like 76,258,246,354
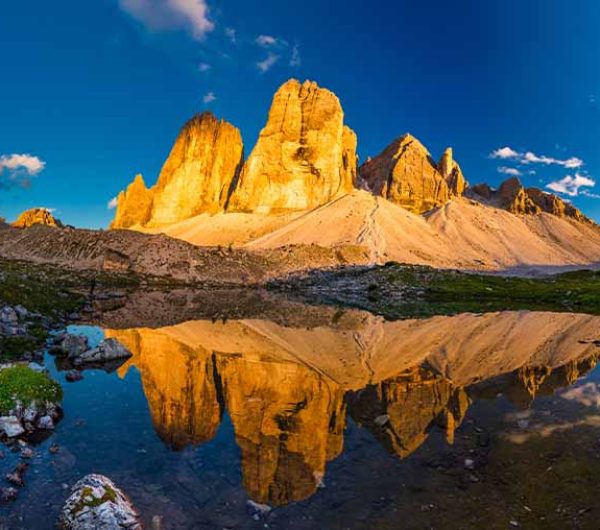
12,208,62,229
110,175,153,229
58,474,142,530
228,79,357,213
149,113,244,225
111,113,244,229
438,148,468,196
360,136,467,214
470,177,591,222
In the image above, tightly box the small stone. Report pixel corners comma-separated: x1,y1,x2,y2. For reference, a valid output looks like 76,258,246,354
49,444,60,454
464,458,475,470
37,415,55,430
20,447,34,459
6,471,24,487
65,370,84,382
374,414,390,427
510,521,520,527
0,487,18,502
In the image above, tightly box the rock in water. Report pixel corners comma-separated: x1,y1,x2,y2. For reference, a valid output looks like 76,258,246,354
12,208,63,228
149,112,244,224
58,474,142,530
111,175,154,229
111,113,243,229
228,79,357,213
71,338,132,366
360,134,451,214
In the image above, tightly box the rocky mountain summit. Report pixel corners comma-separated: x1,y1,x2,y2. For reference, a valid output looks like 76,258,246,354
12,208,62,229
470,177,590,222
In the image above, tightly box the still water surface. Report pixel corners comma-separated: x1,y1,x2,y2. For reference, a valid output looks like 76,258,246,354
2,299,600,529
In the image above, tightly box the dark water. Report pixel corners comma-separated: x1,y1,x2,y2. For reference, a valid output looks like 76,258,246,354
2,300,600,529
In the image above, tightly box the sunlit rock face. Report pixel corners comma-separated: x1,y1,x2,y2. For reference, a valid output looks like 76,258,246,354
360,135,466,214
109,328,222,450
216,355,346,505
470,177,590,222
110,175,154,229
149,113,244,225
12,208,63,228
111,113,243,229
228,79,357,213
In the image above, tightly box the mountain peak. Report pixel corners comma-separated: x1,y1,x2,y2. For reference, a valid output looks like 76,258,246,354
12,208,63,228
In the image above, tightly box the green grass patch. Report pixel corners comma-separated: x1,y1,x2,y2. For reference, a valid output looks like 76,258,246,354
0,365,62,414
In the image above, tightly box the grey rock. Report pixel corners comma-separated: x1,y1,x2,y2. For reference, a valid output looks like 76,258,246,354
0,416,25,438
52,334,89,358
72,339,132,366
37,415,55,430
58,474,143,530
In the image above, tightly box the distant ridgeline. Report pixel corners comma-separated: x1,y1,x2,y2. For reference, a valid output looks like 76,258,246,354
111,78,591,229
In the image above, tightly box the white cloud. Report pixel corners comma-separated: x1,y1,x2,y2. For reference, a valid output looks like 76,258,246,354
546,173,595,197
490,146,520,160
289,44,301,67
198,62,211,72
203,91,216,103
581,190,600,199
107,197,118,210
490,146,584,169
522,151,583,169
225,27,236,43
118,0,214,40
257,53,279,73
256,34,278,47
497,167,521,177
0,153,45,175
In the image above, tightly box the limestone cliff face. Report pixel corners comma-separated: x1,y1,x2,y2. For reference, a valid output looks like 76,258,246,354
360,135,451,214
470,177,590,222
110,175,154,229
111,113,243,229
228,79,357,213
149,113,244,225
12,208,63,228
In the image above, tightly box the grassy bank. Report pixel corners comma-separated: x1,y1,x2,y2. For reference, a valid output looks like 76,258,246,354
278,263,600,318
0,365,63,414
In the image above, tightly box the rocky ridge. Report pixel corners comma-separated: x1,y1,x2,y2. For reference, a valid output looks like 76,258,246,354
12,208,62,229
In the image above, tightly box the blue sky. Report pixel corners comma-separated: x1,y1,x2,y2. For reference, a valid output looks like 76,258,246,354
1,0,600,227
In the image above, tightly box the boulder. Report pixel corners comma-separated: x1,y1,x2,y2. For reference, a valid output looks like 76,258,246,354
58,474,142,530
228,79,357,213
71,338,132,366
51,334,90,358
0,416,25,438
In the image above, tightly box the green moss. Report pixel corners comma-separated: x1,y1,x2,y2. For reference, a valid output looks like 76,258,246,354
71,485,118,515
0,365,62,414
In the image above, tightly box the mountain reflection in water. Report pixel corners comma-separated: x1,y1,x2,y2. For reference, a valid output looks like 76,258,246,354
105,310,600,507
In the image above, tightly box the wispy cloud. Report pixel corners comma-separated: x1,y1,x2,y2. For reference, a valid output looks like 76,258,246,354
203,91,216,103
289,44,301,67
497,167,521,177
118,0,214,40
546,173,595,197
0,153,45,190
198,62,211,72
490,146,583,169
256,34,278,47
224,27,236,43
107,197,118,210
257,53,279,73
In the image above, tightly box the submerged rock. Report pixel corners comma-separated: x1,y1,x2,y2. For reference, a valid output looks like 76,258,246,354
58,474,143,530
